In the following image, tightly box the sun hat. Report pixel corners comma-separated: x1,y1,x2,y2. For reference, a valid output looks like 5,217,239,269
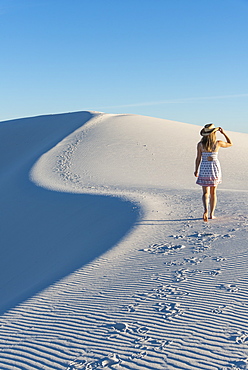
200,123,220,136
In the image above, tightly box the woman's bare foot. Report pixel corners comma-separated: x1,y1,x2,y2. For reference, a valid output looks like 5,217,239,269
203,212,208,222
209,215,216,219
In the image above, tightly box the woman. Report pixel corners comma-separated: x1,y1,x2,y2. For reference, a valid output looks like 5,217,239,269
194,123,233,222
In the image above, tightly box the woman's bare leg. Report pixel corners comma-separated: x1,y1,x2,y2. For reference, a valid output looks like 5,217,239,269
209,186,217,219
202,186,210,222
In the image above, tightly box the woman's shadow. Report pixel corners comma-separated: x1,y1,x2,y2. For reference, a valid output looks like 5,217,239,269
137,218,201,225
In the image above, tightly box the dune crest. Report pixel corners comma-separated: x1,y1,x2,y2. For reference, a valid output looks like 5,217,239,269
31,112,248,192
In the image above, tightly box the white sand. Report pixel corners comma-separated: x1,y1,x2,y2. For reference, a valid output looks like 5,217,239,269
0,112,247,369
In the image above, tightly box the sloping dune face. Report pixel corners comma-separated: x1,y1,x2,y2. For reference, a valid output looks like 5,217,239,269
1,112,248,370
31,112,248,192
0,112,139,313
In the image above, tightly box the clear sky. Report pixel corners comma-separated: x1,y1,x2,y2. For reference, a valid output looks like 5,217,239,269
1,0,248,133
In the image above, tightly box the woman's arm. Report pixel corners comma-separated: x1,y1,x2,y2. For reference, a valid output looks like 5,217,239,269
218,127,233,147
194,142,202,177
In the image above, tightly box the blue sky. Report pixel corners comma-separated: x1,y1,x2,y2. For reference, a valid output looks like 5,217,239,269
1,0,248,133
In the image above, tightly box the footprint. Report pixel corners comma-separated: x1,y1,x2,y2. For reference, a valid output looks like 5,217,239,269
155,302,183,320
188,232,216,240
211,305,226,314
151,285,186,299
142,243,186,255
164,260,185,266
170,234,186,239
106,322,129,334
101,354,121,367
154,339,173,352
191,242,211,253
184,256,204,265
137,326,149,334
112,322,128,332
129,350,147,359
213,256,226,262
122,303,139,312
67,358,87,370
133,336,172,352
134,335,153,348
229,331,248,345
174,268,203,282
222,234,234,239
208,269,221,276
222,358,248,370
235,331,248,344
68,353,122,369
174,268,189,282
220,284,239,292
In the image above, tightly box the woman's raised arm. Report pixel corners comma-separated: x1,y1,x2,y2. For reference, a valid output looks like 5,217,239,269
218,127,233,148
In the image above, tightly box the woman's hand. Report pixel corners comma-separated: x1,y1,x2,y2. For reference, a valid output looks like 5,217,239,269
218,127,233,147
194,170,198,177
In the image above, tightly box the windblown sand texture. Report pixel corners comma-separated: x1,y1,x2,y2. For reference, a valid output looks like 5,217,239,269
0,112,247,369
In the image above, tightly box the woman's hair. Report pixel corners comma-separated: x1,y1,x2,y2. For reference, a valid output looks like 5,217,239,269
201,132,217,152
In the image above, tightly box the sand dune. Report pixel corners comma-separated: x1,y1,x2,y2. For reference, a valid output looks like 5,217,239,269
31,113,247,191
0,112,247,369
0,112,138,314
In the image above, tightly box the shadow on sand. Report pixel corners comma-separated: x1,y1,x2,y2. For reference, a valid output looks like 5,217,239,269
0,112,139,314
137,218,202,225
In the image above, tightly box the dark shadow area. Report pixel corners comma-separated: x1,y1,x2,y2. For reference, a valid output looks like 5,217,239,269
0,112,139,314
